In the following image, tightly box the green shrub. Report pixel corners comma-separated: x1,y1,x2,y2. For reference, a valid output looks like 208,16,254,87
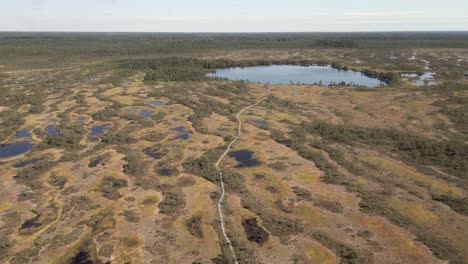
123,152,145,176
183,149,220,182
158,190,185,215
185,215,203,238
41,123,86,149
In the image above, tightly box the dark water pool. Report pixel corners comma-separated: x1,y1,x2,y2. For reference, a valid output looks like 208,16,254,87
143,147,163,159
89,156,105,168
228,149,261,167
173,126,186,133
148,100,166,106
45,125,60,135
171,126,190,140
16,129,30,138
76,116,87,122
139,110,154,117
88,124,110,141
255,120,268,126
13,157,44,168
207,65,386,87
0,142,34,158
157,168,175,176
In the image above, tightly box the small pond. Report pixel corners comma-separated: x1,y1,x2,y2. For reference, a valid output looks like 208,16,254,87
139,110,154,117
254,120,268,127
16,129,31,138
157,168,176,176
76,116,87,122
89,124,111,141
89,156,106,168
401,73,420,78
148,100,166,106
0,142,34,158
13,157,44,168
207,65,386,87
89,124,110,136
413,72,436,85
45,125,60,135
401,72,437,85
143,147,163,159
171,126,191,141
228,149,261,168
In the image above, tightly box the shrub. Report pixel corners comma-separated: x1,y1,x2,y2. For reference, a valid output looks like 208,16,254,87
158,190,185,215
123,152,145,176
185,215,204,238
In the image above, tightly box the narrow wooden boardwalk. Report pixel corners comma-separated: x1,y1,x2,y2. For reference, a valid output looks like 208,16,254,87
215,85,271,264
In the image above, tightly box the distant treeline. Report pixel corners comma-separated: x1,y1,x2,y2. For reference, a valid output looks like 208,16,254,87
2,32,468,68
329,63,401,85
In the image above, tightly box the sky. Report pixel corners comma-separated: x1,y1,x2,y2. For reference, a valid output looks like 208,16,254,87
1,0,468,32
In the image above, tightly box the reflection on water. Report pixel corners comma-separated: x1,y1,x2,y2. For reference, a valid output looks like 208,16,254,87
401,72,437,85
208,65,386,87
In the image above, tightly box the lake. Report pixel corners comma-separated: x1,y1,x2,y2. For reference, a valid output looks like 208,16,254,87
207,65,386,87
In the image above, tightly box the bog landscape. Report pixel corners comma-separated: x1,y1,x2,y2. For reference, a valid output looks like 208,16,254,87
0,32,467,264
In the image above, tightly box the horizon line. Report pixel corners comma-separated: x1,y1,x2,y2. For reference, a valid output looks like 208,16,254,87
1,30,468,34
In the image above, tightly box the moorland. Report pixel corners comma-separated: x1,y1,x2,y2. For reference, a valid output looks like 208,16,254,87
0,32,467,264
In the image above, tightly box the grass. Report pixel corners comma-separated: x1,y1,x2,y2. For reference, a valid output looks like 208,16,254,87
295,170,321,183
303,242,337,264
312,232,369,264
361,156,463,196
121,236,140,248
388,198,439,224
185,215,204,239
292,205,323,224
141,195,159,206
102,87,123,96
